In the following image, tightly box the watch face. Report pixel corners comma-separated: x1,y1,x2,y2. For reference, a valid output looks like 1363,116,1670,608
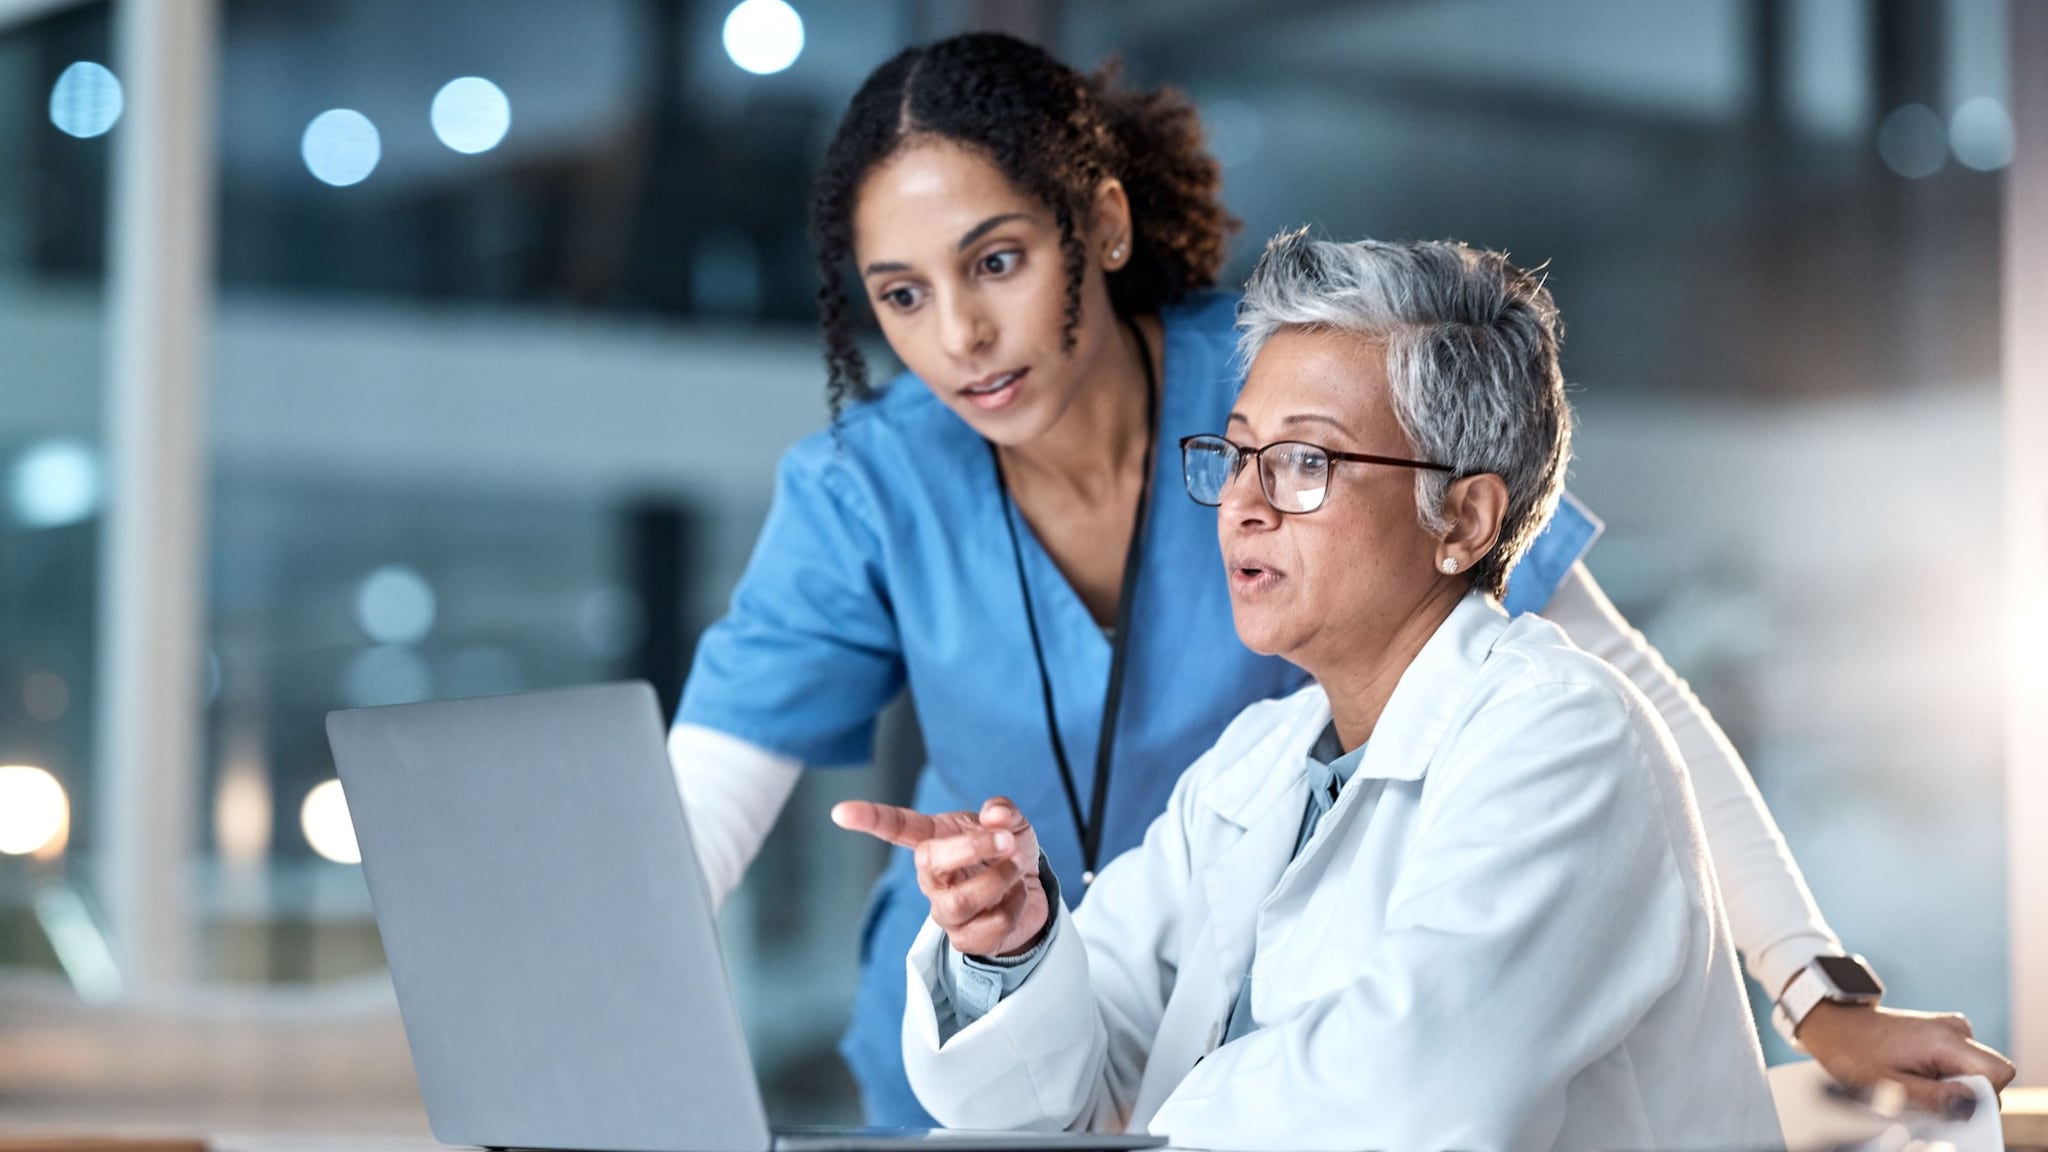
1816,955,1884,997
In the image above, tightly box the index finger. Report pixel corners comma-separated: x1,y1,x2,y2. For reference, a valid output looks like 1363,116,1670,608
831,800,939,848
1942,1034,2018,1091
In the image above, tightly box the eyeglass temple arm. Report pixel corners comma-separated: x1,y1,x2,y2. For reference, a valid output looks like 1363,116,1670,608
1326,449,1458,474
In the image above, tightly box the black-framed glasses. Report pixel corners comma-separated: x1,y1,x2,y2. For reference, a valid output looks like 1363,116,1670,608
1179,433,1455,514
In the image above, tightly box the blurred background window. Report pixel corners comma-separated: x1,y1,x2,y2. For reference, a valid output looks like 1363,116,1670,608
0,0,2021,1129
1,0,111,993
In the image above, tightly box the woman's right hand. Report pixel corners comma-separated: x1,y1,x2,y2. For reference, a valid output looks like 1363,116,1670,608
832,796,1049,958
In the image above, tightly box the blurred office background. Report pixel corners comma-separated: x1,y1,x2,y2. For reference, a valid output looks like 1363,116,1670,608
0,0,2032,1131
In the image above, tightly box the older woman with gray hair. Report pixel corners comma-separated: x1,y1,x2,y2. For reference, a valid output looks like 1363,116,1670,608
836,232,1784,1151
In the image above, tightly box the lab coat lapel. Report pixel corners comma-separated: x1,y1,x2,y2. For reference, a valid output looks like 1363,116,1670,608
1188,595,1510,1035
1128,915,1222,1127
1193,694,1331,1029
1128,694,1327,1129
1137,598,1509,1129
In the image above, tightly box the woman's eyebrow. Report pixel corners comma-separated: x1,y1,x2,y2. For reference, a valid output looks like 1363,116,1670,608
1280,412,1356,438
861,213,1035,279
957,213,1032,251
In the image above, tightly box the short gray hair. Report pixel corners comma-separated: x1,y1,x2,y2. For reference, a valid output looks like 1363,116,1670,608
1236,230,1573,599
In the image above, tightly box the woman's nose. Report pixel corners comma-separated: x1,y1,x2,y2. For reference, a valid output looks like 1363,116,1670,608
1219,456,1277,526
936,291,992,361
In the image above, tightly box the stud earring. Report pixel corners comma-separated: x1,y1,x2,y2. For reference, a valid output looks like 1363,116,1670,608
1110,244,1125,262
1441,558,1459,574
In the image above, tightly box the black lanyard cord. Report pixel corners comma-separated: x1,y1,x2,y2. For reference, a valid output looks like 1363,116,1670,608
990,314,1159,882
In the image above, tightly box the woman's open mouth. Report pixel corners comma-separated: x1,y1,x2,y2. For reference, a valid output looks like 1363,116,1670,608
961,368,1027,412
1230,564,1283,596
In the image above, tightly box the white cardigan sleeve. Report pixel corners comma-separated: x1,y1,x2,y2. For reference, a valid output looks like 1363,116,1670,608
666,722,803,911
1541,560,1840,996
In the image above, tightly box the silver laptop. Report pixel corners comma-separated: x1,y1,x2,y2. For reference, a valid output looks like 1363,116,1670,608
327,681,1163,1152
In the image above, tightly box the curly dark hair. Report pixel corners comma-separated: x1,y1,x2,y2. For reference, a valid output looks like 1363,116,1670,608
809,32,1238,416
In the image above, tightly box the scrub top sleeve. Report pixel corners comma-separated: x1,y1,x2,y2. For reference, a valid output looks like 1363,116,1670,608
678,443,906,768
1501,489,1604,618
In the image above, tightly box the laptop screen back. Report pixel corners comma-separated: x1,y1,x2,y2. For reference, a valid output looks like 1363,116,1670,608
328,682,772,1152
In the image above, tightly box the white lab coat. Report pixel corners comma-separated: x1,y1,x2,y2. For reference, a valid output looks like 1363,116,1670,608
901,594,1784,1152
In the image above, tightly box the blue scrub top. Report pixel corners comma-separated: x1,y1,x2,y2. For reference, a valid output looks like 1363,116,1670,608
677,291,1601,1124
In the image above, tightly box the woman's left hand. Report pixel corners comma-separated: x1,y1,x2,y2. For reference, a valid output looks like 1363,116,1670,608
1799,1002,2017,1118
831,796,1048,958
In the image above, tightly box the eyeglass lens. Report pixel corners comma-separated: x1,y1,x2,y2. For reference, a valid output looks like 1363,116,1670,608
1181,437,1237,505
1262,443,1329,513
1180,436,1332,514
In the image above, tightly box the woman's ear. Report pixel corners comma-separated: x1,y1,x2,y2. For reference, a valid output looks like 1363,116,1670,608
1436,473,1509,576
1092,177,1133,271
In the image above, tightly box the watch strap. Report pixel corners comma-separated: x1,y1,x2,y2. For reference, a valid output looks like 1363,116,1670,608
1771,954,1884,1050
1772,964,1831,1050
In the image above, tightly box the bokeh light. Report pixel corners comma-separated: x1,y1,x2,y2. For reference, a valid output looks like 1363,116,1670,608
1950,97,2015,172
356,564,437,645
1877,104,1946,179
48,61,123,138
300,779,361,865
722,0,804,75
301,109,381,187
431,76,512,154
9,439,101,528
342,645,433,709
0,766,69,857
214,762,273,864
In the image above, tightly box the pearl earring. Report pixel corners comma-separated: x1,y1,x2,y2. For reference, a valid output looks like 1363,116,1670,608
1110,244,1125,262
1441,558,1458,574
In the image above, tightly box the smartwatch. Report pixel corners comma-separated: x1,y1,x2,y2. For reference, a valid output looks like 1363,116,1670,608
1772,953,1885,1050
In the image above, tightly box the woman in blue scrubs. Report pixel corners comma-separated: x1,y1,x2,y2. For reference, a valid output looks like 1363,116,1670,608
669,31,2013,1127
